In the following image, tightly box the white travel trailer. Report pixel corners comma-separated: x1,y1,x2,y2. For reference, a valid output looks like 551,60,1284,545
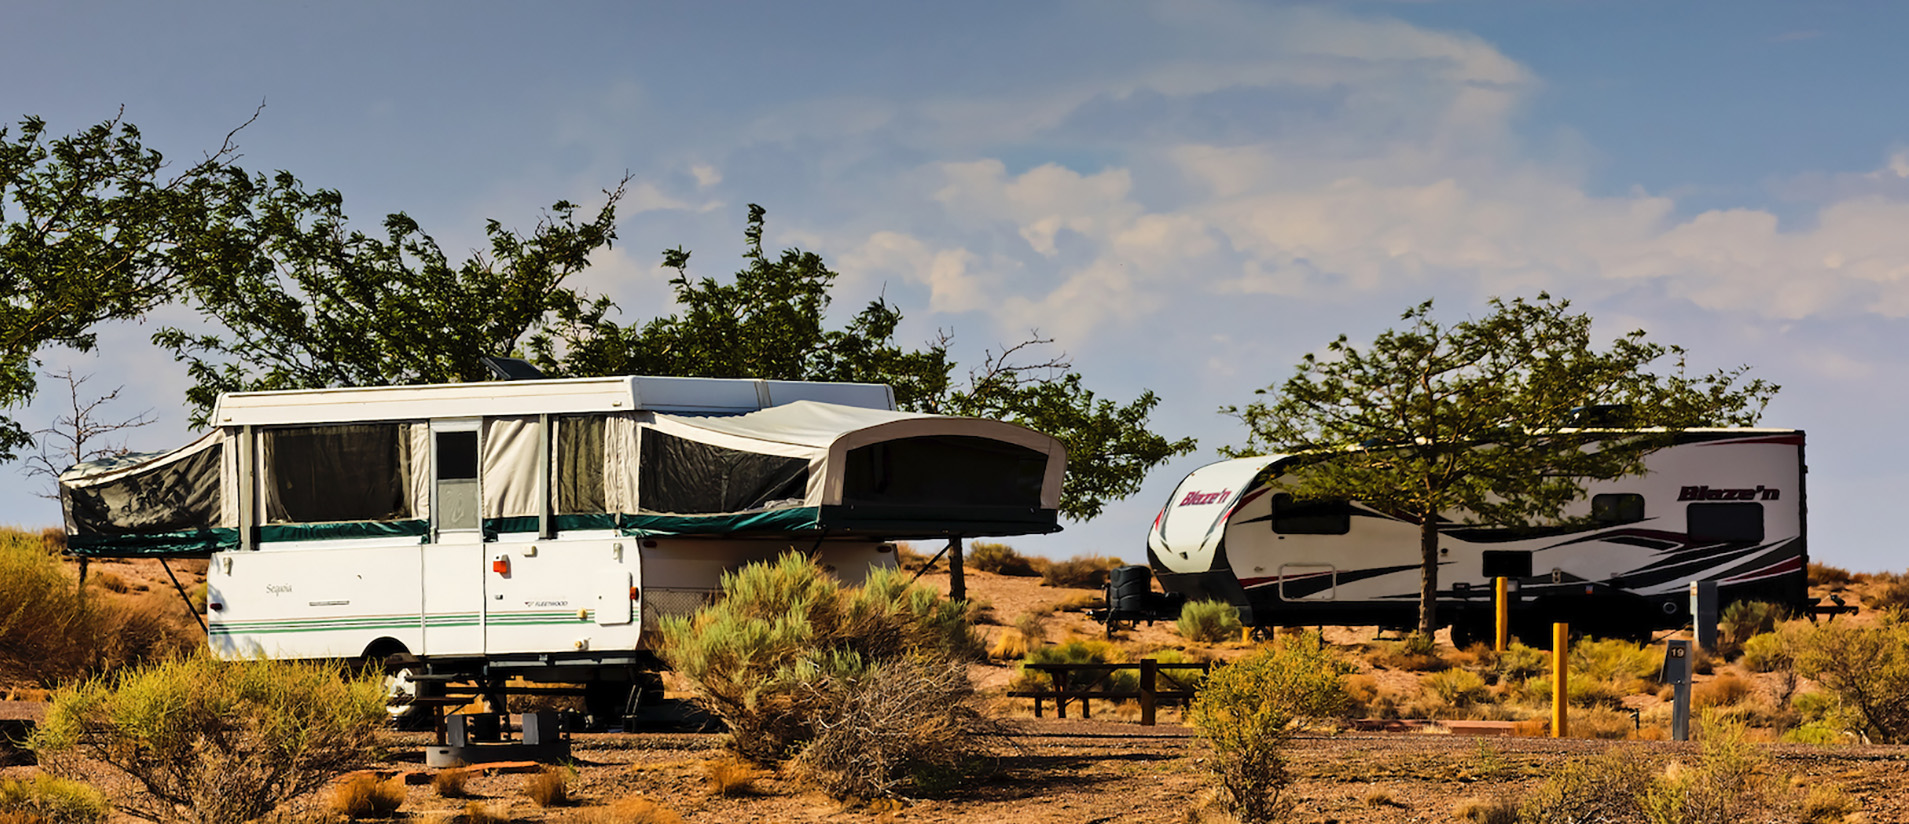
1147,430,1807,644
61,375,1066,721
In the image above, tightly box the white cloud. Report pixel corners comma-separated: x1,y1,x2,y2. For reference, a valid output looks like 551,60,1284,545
690,164,722,188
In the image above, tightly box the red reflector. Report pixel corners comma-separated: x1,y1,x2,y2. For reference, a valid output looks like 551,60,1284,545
492,557,510,574
630,587,641,601
208,602,224,611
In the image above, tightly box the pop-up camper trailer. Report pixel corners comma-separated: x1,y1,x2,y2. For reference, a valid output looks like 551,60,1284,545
61,375,1065,721
1146,430,1806,644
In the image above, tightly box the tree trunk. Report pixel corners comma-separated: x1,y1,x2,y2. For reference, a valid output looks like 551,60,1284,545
948,537,966,602
1418,516,1439,637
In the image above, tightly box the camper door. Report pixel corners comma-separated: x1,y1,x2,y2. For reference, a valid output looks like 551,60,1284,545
422,419,485,655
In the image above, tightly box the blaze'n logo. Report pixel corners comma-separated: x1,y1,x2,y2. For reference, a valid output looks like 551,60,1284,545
1179,489,1231,506
1678,485,1781,502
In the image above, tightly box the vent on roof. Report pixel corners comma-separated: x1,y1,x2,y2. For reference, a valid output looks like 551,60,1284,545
481,356,547,381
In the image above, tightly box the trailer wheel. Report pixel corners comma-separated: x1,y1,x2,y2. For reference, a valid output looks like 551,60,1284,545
363,641,437,731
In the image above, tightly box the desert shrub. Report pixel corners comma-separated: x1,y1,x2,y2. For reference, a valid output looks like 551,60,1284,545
90,570,131,594
1017,639,1135,693
525,766,569,807
987,628,1030,660
1692,672,1753,709
966,542,1040,576
702,756,758,797
1719,601,1786,656
1739,629,1795,674
1012,611,1049,645
1570,706,1638,740
792,651,1002,800
1518,749,1652,824
1369,632,1447,672
330,774,404,819
575,795,687,824
1862,573,1909,610
660,553,984,764
431,768,470,798
1806,562,1853,589
0,531,196,686
1571,638,1657,684
1780,722,1843,745
1039,554,1122,589
1791,615,1909,742
1498,642,1550,681
0,774,109,824
1639,716,1771,824
1185,633,1351,823
1797,784,1856,823
39,527,66,554
1176,600,1243,643
1454,795,1520,824
893,542,930,570
31,651,386,824
458,801,505,824
1423,668,1491,707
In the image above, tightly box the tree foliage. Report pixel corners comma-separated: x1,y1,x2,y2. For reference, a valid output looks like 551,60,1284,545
155,171,628,426
536,204,1194,520
0,110,245,458
1225,294,1778,635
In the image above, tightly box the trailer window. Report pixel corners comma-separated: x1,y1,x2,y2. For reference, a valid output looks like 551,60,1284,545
263,424,411,523
843,436,1046,508
556,415,607,514
1687,502,1763,543
1592,493,1645,524
1271,493,1351,535
638,429,809,514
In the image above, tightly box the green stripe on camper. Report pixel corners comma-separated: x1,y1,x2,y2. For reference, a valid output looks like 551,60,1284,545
67,528,240,558
209,609,594,637
258,520,430,543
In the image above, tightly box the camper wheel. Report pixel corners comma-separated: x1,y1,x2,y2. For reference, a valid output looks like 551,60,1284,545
362,640,437,731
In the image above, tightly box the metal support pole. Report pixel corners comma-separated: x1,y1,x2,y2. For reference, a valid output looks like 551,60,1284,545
947,537,966,602
1140,658,1158,727
1551,622,1569,739
1494,577,1510,652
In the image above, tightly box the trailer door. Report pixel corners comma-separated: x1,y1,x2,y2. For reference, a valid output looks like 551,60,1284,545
422,420,485,655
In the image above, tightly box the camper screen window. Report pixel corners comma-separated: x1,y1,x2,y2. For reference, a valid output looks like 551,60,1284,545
638,429,809,514
556,415,607,514
264,424,410,524
1592,493,1645,524
1687,502,1764,543
1271,493,1351,535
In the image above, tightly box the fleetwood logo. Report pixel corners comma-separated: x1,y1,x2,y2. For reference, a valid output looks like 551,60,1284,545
1178,489,1231,507
1678,485,1781,502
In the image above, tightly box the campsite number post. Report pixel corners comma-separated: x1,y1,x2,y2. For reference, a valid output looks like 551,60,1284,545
1661,639,1692,741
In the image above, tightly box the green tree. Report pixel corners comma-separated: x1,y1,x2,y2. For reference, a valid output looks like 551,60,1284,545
536,204,1194,522
155,171,628,425
1224,294,1777,637
1,110,246,458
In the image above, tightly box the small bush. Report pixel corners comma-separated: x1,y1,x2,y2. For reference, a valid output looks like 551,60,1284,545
1039,554,1123,589
1740,631,1793,673
458,801,504,824
1176,600,1243,643
90,570,131,594
1865,577,1909,610
988,628,1031,660
1569,706,1638,740
1423,668,1491,707
1185,633,1351,823
1012,611,1048,645
893,543,931,570
1792,615,1909,742
1453,795,1519,824
1369,632,1447,672
1807,562,1853,589
703,756,758,797
31,652,386,824
792,651,1002,800
432,768,470,799
1719,601,1786,655
966,542,1040,576
1693,673,1754,709
660,554,983,763
574,795,687,824
525,766,569,807
1640,715,1771,824
1798,784,1856,823
0,774,109,824
1570,638,1657,684
330,774,405,819
1017,639,1135,694
1498,643,1550,681
1518,749,1652,823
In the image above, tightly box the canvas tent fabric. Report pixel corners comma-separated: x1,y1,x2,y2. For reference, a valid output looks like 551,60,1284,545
61,398,1066,557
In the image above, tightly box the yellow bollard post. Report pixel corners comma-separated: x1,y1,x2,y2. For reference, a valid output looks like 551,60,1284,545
1551,622,1569,738
1494,577,1509,652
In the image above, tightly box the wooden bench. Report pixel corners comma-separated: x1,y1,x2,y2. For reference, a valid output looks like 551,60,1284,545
1007,659,1211,725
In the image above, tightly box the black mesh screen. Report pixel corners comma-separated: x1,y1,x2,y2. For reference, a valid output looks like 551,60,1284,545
842,436,1045,508
638,429,809,514
265,424,409,523
68,444,223,536
556,415,607,514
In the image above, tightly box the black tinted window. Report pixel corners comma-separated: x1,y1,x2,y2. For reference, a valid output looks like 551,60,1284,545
1687,502,1763,543
1272,493,1351,535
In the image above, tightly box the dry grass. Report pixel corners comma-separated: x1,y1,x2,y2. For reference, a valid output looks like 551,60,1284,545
330,774,406,819
988,628,1031,660
1693,672,1754,709
1361,788,1403,808
1011,612,1048,645
525,766,570,808
966,542,1041,577
569,795,687,824
90,570,131,594
1452,795,1519,824
702,756,758,797
1040,554,1124,589
456,801,505,824
432,768,470,798
1808,562,1854,589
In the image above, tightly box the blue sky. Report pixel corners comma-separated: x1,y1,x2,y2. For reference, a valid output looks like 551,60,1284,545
8,1,1909,571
